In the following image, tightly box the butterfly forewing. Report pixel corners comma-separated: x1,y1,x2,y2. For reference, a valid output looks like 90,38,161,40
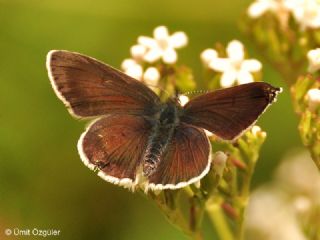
180,82,281,140
47,50,160,118
147,123,211,190
78,115,152,187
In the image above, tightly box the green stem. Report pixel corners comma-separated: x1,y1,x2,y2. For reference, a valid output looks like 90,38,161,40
160,207,203,240
240,159,255,198
158,200,203,240
236,140,259,240
206,198,234,240
149,190,203,240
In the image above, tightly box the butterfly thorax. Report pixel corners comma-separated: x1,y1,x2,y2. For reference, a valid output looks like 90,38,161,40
143,101,180,176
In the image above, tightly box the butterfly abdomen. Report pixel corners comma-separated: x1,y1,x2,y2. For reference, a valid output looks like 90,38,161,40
143,103,178,176
143,141,165,176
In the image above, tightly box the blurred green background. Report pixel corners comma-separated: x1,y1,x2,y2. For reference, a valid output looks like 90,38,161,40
0,0,301,239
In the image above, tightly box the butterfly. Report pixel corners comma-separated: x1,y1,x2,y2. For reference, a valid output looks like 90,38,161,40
46,50,281,191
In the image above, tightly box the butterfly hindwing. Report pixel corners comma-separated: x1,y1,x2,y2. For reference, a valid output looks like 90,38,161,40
47,50,160,118
181,82,281,140
78,115,152,188
147,122,211,190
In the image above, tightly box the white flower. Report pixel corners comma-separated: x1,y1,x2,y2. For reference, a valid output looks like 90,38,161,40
121,59,161,90
138,26,188,64
178,95,189,106
306,88,320,111
209,40,262,88
121,58,143,80
143,67,160,86
307,48,320,73
245,150,320,240
248,0,291,26
130,44,147,60
200,48,218,66
286,0,320,30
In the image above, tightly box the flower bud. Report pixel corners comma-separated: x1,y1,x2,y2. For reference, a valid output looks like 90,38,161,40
306,88,320,111
212,151,227,177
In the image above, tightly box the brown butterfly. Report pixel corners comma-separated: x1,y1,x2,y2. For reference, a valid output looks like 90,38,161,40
46,50,281,191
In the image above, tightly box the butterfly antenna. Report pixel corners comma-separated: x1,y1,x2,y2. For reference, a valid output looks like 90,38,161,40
145,83,211,100
182,89,211,97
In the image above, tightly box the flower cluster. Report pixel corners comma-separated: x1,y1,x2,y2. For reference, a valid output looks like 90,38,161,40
287,0,320,30
291,74,320,170
248,0,290,27
121,59,160,86
248,0,320,30
121,26,188,88
242,0,320,86
245,150,320,240
200,40,262,88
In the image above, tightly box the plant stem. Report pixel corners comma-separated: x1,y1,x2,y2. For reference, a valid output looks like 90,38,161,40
236,139,260,240
162,207,203,240
206,198,234,240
